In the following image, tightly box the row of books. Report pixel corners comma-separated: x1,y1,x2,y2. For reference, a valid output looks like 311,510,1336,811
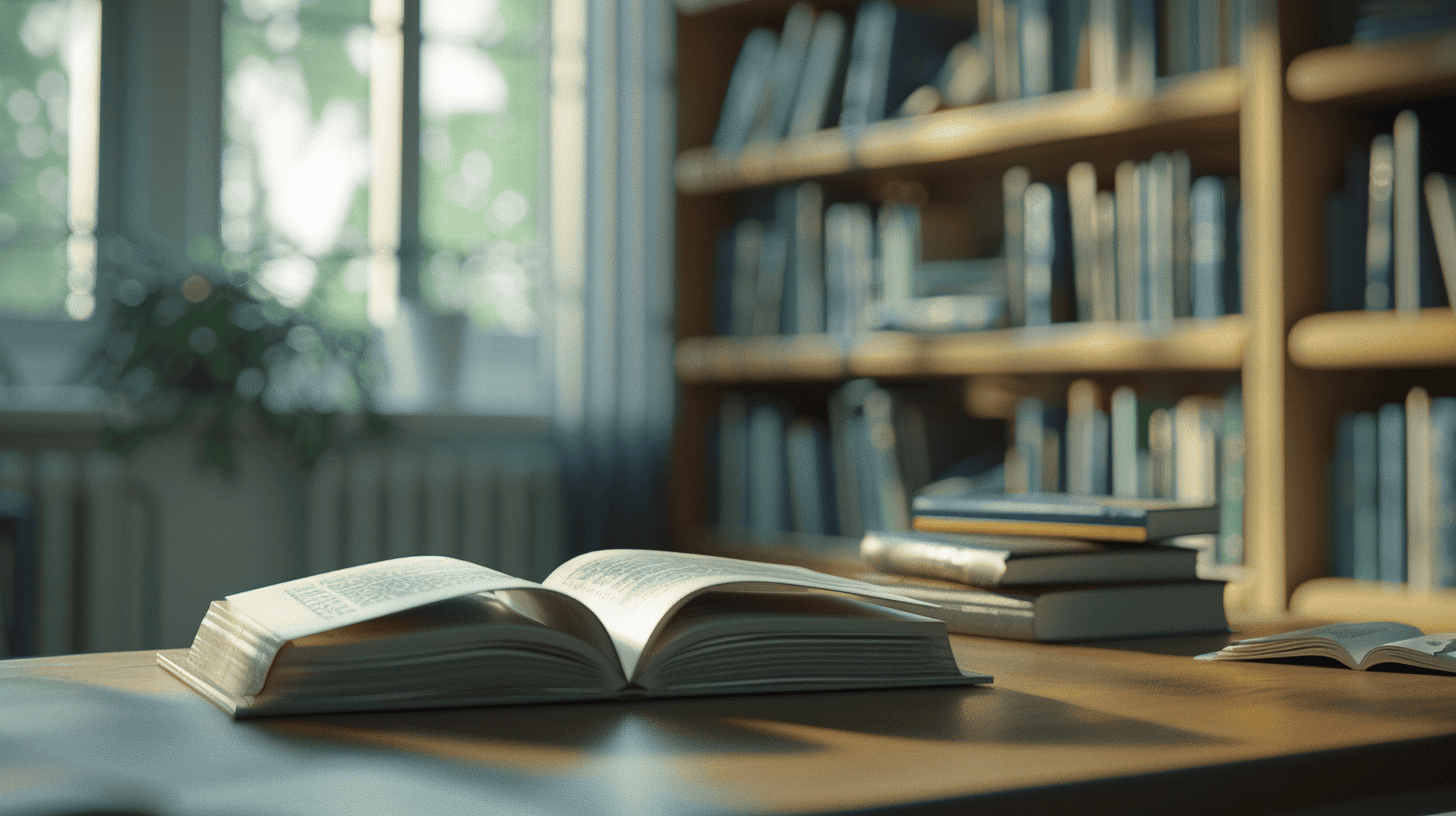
1003,158,1241,327
712,0,1252,153
712,1,976,152
1348,0,1456,42
1003,380,1244,567
714,156,1241,340
1324,109,1456,313
1329,387,1456,591
713,183,1002,338
713,381,1005,542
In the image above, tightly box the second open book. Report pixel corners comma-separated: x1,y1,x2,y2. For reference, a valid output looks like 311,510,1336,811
160,550,991,717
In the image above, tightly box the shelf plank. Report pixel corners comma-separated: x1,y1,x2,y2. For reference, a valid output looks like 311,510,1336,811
676,334,850,382
1288,309,1456,369
855,317,1246,376
676,68,1241,194
1292,577,1456,633
1287,29,1456,105
677,316,1246,382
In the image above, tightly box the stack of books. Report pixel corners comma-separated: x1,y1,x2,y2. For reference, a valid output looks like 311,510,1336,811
858,492,1228,641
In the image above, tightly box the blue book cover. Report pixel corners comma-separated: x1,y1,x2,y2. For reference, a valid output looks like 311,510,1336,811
1330,411,1358,578
1022,182,1074,326
1351,410,1379,581
1217,387,1244,566
747,398,792,540
1192,176,1227,318
1432,397,1456,588
1376,401,1406,583
911,492,1219,542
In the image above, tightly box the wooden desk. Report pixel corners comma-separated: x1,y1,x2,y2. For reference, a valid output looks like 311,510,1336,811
7,624,1456,815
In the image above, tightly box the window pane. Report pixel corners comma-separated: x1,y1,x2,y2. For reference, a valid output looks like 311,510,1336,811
419,0,544,336
220,0,372,330
0,0,95,319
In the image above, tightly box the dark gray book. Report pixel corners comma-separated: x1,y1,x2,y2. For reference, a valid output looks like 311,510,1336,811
1352,409,1379,582
863,572,1228,641
1146,153,1175,324
1022,181,1074,326
786,416,837,535
861,529,1199,587
729,219,765,336
747,398,792,540
1376,401,1405,582
1170,151,1194,318
751,204,791,336
1330,411,1358,578
1432,397,1456,588
1003,166,1032,326
790,182,827,334
716,392,750,536
1115,160,1144,321
1067,162,1103,322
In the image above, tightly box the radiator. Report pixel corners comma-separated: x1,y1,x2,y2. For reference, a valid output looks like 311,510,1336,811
0,449,160,657
304,443,565,583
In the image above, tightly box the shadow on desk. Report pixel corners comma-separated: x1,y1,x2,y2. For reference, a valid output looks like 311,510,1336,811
269,683,1223,766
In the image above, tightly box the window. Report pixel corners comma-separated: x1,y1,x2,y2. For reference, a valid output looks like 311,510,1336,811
1,0,561,415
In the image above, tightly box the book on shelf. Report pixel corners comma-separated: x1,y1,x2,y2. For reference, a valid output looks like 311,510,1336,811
747,398,792,540
716,391,750,536
160,551,991,717
1328,390,1456,588
861,529,1200,587
912,492,1219,542
748,1,814,144
1365,132,1396,309
1198,621,1456,674
1424,171,1456,312
860,571,1228,641
1377,400,1406,583
788,9,849,136
839,0,976,129
712,27,777,154
1350,1,1456,43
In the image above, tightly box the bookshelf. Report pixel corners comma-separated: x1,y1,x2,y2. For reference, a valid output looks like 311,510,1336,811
670,1,1456,620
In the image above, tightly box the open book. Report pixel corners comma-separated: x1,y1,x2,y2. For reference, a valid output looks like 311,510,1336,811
1197,622,1456,673
159,550,991,717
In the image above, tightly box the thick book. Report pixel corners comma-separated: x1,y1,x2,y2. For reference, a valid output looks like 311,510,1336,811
159,551,991,717
861,572,1228,642
861,529,1199,587
912,492,1218,542
1197,622,1456,674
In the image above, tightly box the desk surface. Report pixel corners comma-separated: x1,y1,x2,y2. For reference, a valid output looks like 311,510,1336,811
7,623,1456,815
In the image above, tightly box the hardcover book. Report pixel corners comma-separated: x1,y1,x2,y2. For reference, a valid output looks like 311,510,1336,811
1198,622,1456,674
861,529,1199,587
160,551,990,717
912,492,1218,542
861,571,1228,642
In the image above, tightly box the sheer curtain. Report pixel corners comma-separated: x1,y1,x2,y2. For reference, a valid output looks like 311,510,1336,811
552,0,677,555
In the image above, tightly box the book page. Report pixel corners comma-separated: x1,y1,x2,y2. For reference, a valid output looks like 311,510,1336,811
1365,633,1456,672
541,549,932,680
227,556,544,643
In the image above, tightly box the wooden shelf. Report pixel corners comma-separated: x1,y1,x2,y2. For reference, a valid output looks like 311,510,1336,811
1291,577,1456,632
676,316,1247,383
676,68,1242,195
1287,29,1456,105
1287,308,1456,369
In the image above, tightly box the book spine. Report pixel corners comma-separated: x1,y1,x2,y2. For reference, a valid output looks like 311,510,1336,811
1003,167,1032,326
1170,151,1194,318
1425,172,1456,309
717,392,750,536
1393,110,1421,312
1432,398,1456,588
1406,386,1433,592
1111,384,1141,498
1365,133,1395,310
1376,401,1406,583
747,398,792,541
792,182,827,334
1351,410,1379,582
1191,175,1226,317
1330,411,1357,578
1218,386,1244,565
1115,160,1143,321
1068,162,1101,323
